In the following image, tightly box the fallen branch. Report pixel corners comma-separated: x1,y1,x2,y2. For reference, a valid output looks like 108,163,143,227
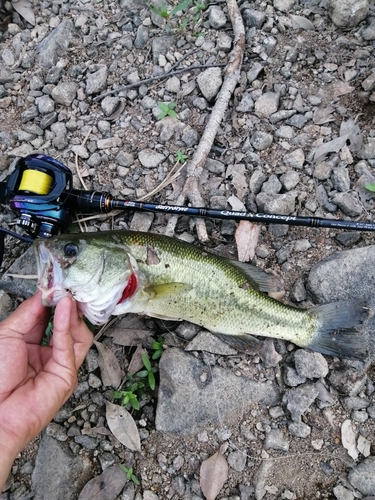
165,0,245,241
93,63,225,102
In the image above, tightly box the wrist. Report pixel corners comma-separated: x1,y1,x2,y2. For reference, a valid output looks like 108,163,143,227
0,430,20,491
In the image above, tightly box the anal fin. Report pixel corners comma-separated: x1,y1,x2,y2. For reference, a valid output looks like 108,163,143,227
214,332,262,353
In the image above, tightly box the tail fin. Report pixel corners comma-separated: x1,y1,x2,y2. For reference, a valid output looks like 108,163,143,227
307,299,370,359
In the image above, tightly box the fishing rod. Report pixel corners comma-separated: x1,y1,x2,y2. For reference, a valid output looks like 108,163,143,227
1,154,375,249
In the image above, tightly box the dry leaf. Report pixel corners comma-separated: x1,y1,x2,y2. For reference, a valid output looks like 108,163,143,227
106,401,141,452
81,425,112,436
340,118,362,153
313,136,347,163
200,450,228,500
332,81,355,97
235,220,260,262
12,0,35,25
128,345,148,375
290,14,314,30
94,340,122,388
314,117,363,162
78,465,127,500
313,106,335,125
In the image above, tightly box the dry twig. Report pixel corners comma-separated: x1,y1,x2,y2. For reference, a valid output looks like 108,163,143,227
165,0,245,241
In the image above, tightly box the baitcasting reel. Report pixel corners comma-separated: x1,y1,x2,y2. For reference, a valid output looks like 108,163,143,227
0,153,117,241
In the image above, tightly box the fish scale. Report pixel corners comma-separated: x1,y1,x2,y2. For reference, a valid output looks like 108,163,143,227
35,230,369,358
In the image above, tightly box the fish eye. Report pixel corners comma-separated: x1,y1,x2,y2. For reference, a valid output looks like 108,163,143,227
64,243,79,258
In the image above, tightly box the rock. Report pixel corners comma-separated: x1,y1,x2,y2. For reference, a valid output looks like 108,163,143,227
236,92,254,112
357,138,375,159
294,350,329,379
101,96,120,117
116,151,134,167
242,9,266,29
283,365,307,387
0,247,37,298
362,17,375,40
261,174,282,195
249,169,267,194
227,450,247,472
129,212,154,232
31,433,92,499
328,0,369,28
274,0,295,12
253,461,273,500
181,126,199,147
197,67,223,102
37,19,74,68
156,348,280,434
36,95,55,115
138,149,165,168
51,82,79,106
165,76,180,93
332,167,351,192
288,421,311,438
152,36,176,64
250,131,273,151
247,62,264,84
185,330,237,355
264,429,289,451
254,92,279,117
333,484,355,500
256,191,297,215
283,148,305,169
280,170,299,191
0,290,13,316
259,338,282,367
86,66,108,95
306,245,375,323
329,367,367,397
332,192,363,217
362,73,375,92
134,25,149,49
283,383,319,421
208,6,227,29
285,114,309,128
341,396,370,411
348,456,375,495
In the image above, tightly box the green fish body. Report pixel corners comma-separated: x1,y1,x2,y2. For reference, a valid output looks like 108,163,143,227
35,230,368,358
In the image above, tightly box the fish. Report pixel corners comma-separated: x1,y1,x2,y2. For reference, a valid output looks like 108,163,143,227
34,230,369,358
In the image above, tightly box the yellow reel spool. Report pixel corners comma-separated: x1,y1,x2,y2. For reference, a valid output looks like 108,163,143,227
18,169,53,195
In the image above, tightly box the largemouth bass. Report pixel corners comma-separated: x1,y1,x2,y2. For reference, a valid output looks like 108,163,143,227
34,230,368,358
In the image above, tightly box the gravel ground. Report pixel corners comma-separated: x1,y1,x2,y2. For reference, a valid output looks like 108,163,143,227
1,0,375,499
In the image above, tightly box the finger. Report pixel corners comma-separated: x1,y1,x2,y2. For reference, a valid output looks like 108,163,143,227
0,292,49,342
69,301,93,369
50,297,76,374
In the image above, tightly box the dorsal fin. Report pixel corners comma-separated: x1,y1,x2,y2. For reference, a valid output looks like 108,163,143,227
231,261,282,293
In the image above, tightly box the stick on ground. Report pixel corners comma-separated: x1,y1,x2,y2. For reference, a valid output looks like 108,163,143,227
165,0,246,241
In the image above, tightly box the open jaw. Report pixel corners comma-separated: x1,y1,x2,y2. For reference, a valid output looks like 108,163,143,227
35,244,68,306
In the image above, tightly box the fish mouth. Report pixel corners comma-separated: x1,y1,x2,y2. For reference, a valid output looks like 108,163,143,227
35,241,70,306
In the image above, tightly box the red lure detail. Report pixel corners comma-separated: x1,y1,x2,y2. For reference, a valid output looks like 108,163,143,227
117,273,138,304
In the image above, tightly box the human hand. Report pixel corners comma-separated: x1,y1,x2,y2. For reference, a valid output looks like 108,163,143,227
0,293,93,488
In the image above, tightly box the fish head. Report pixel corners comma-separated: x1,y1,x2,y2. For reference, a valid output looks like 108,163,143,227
34,233,139,325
